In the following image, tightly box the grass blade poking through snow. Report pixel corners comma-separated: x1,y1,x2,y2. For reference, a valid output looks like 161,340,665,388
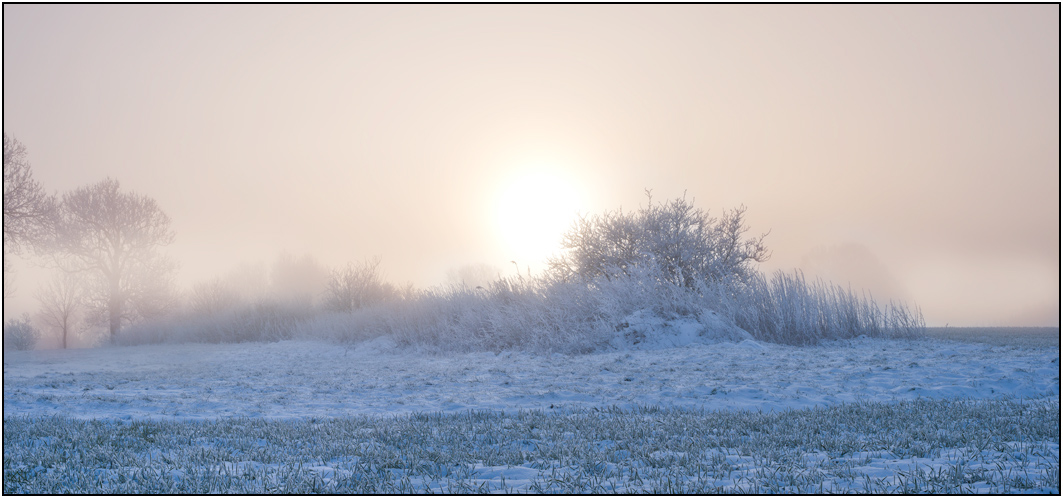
5,398,1057,494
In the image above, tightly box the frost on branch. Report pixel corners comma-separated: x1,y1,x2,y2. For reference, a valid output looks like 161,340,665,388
547,191,769,290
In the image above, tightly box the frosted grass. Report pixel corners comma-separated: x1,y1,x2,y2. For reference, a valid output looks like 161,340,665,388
6,326,1056,494
5,399,1058,494
116,267,926,351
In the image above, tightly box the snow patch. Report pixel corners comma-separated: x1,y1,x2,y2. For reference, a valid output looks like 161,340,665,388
610,309,753,350
355,335,398,354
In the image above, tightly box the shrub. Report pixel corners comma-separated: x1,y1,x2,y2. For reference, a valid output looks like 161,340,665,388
295,274,615,355
188,278,242,316
4,314,40,351
547,191,770,290
116,298,316,345
323,257,400,312
542,193,923,346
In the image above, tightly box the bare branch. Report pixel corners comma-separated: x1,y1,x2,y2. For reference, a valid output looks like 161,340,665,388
36,272,86,349
4,133,57,254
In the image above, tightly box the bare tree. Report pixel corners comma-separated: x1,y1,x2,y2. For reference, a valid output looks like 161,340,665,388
36,272,85,349
4,133,56,301
3,133,55,254
47,178,176,341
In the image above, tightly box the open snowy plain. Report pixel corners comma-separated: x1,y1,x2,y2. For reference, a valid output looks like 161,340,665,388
4,330,1060,493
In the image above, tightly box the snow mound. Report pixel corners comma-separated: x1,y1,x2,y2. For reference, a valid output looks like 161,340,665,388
736,339,765,350
701,309,755,342
354,335,399,354
611,309,754,350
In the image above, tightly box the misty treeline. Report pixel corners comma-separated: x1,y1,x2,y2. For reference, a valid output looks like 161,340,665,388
4,132,923,352
1,134,399,350
3,133,178,349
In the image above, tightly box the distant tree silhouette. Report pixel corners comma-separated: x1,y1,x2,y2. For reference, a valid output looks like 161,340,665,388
36,271,86,349
46,178,176,341
3,133,55,254
324,256,396,312
4,133,57,300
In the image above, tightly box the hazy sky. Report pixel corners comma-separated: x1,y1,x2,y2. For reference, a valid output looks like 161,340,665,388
3,4,1059,326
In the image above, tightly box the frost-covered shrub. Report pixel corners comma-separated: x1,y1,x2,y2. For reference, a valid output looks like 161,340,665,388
536,193,924,346
4,315,40,351
322,257,403,312
296,274,615,354
188,278,242,316
296,252,923,351
295,302,402,345
117,298,317,345
547,192,769,290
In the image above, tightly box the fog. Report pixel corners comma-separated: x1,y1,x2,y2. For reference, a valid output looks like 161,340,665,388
3,4,1058,327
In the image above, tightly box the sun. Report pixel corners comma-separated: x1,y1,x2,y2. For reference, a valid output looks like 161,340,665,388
493,169,583,273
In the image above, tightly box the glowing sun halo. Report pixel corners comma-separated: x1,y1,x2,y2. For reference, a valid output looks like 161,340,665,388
494,170,583,271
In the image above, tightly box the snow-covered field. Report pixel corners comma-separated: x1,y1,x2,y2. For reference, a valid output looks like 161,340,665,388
4,333,1060,493
4,335,1059,420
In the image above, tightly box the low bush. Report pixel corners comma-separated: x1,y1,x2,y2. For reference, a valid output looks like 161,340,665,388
3,314,40,351
117,299,317,346
304,276,615,354
322,257,403,313
290,261,922,352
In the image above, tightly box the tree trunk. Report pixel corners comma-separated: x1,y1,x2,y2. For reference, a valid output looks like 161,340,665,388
109,278,121,342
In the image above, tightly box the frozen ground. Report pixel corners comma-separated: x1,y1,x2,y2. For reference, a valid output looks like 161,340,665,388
3,335,1058,420
3,334,1059,494
924,326,1059,348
